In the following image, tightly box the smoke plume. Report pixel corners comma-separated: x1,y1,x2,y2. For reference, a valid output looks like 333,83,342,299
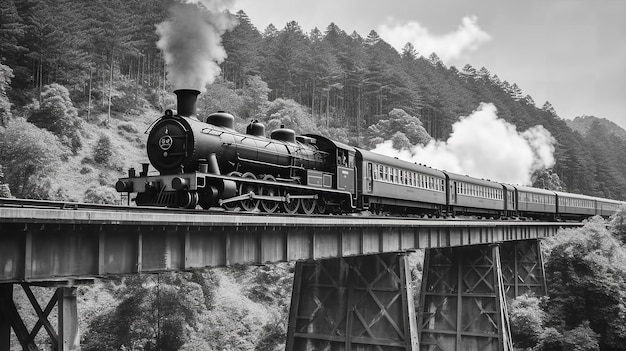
156,0,237,92
371,103,556,185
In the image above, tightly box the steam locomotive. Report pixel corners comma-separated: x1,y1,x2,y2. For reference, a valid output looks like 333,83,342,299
116,89,623,219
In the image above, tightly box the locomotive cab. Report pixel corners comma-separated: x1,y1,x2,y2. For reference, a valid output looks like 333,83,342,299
304,135,357,199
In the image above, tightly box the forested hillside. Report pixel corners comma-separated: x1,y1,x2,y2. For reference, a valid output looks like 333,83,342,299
2,0,625,201
3,2,626,350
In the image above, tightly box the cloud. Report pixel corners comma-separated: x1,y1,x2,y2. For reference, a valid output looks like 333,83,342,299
156,0,238,92
371,103,555,185
377,16,491,63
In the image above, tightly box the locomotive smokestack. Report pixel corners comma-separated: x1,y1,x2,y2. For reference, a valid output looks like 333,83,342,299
174,89,200,117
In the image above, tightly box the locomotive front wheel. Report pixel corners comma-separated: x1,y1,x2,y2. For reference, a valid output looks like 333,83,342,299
239,172,260,212
260,175,279,213
282,193,300,214
223,171,242,211
178,191,199,209
300,198,317,215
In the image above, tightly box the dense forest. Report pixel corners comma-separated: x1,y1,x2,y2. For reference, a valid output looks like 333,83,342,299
2,1,626,350
1,0,626,201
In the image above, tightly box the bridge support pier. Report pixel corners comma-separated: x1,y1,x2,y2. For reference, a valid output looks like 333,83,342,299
286,253,419,350
500,240,547,298
418,245,513,351
0,284,80,351
0,285,11,351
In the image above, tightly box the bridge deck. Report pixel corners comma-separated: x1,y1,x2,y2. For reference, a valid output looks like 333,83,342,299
0,205,580,283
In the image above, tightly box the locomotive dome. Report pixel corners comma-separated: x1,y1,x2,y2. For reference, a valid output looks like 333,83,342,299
206,111,235,129
270,126,296,143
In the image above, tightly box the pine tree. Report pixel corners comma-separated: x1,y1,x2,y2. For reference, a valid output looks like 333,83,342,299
509,83,523,101
0,63,13,126
401,43,418,60
0,0,25,63
428,52,443,66
222,10,262,88
542,101,558,117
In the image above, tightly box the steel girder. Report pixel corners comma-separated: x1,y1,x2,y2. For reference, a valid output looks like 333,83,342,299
418,246,513,351
286,253,419,351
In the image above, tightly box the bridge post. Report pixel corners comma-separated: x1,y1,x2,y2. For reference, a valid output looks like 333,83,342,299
0,284,81,351
500,240,547,298
58,287,80,351
286,253,419,350
0,285,12,350
418,245,513,351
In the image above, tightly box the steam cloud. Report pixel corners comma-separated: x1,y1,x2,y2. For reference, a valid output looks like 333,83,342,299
378,16,491,63
156,0,237,92
371,103,555,185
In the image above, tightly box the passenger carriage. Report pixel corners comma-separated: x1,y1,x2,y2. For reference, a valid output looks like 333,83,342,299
356,149,447,214
443,171,505,217
513,185,557,220
554,191,596,219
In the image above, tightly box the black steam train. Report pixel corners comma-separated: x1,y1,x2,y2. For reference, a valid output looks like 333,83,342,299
116,90,623,219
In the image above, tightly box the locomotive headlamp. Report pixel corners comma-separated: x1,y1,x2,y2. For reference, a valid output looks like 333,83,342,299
165,109,174,118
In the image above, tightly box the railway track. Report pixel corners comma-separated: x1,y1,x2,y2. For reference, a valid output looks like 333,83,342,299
1,197,580,224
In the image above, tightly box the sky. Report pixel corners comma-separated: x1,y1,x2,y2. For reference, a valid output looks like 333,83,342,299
232,0,626,129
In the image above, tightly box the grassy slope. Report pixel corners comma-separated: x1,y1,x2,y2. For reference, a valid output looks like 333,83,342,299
54,109,159,203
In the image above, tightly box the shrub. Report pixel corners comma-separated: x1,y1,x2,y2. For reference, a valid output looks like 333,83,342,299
84,186,119,204
117,122,138,134
508,294,545,348
93,134,113,164
0,119,68,199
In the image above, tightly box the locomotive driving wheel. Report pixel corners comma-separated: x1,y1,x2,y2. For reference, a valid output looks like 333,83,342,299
239,172,260,212
282,192,300,214
260,175,279,213
300,197,317,215
222,171,242,211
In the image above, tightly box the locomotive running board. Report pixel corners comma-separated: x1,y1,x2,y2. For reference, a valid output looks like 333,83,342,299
218,192,318,206
204,173,354,208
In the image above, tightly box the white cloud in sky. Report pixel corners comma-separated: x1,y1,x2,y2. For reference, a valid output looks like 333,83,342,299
377,16,491,63
371,103,556,185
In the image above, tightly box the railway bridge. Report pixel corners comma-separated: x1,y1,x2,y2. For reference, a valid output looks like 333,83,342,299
0,199,582,351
